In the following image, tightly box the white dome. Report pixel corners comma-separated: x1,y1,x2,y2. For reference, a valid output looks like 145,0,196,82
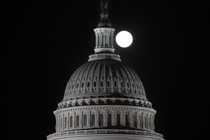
63,59,147,101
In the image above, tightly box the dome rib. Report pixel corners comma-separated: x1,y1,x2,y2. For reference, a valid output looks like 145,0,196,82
84,61,95,95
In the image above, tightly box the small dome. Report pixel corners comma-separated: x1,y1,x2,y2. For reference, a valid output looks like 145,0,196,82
63,59,147,100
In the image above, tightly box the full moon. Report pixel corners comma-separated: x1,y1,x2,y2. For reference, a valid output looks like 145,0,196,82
116,31,133,48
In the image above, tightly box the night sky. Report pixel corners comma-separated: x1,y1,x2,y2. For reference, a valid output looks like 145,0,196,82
3,0,208,140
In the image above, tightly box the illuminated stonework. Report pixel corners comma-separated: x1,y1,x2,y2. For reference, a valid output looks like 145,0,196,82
63,59,147,100
47,0,165,140
53,106,156,131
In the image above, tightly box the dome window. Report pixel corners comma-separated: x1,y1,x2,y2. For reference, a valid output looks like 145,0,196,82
107,80,110,87
87,81,90,87
132,83,135,89
68,84,71,90
126,81,130,89
94,81,97,87
114,80,117,87
100,81,103,87
81,82,84,88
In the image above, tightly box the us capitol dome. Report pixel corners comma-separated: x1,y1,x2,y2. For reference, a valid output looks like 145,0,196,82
47,0,165,140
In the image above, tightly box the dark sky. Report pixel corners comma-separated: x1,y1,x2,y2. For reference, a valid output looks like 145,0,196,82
3,0,208,140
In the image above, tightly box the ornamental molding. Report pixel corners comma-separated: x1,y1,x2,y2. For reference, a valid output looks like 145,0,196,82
54,105,156,116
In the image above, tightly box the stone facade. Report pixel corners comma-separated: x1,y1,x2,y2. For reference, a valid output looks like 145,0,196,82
54,106,155,132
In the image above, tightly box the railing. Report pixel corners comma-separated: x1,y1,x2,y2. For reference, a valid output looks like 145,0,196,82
47,129,163,139
88,53,121,61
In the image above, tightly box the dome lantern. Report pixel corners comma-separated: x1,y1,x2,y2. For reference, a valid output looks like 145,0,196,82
93,0,116,54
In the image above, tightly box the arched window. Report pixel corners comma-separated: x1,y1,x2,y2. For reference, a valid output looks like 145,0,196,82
91,114,95,126
139,115,143,128
107,81,110,88
117,114,121,126
125,114,129,127
81,82,84,88
121,81,124,88
100,81,103,87
69,116,72,127
94,81,97,87
76,115,79,127
145,115,148,129
146,114,149,129
114,80,117,87
104,35,106,46
133,113,137,128
152,116,155,130
99,114,103,126
83,114,87,127
58,116,60,130
87,81,90,87
108,113,112,126
126,81,130,88
148,115,150,130
64,116,67,129
60,117,63,130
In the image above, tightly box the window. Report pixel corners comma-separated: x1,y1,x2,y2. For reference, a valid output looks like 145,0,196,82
64,117,67,129
139,115,143,128
60,117,63,130
70,116,72,127
121,81,124,87
114,81,117,87
125,114,129,127
145,116,148,129
117,114,121,126
107,81,110,87
87,81,90,87
83,114,87,126
100,81,103,87
99,114,103,126
126,82,130,88
141,113,144,128
91,114,95,126
149,115,152,130
76,115,79,127
58,116,61,130
94,81,97,87
133,113,137,127
108,113,112,126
